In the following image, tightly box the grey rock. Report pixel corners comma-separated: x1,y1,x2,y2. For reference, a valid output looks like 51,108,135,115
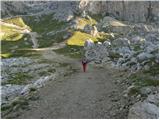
128,101,159,119
146,94,159,106
140,87,152,96
1,85,24,104
137,52,154,62
83,24,93,34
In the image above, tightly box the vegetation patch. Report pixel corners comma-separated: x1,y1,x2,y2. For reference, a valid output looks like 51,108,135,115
1,17,31,41
76,17,97,29
2,72,32,85
67,31,110,46
89,14,103,22
129,72,159,87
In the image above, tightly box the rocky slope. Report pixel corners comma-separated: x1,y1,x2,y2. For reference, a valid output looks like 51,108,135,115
1,0,159,119
83,17,159,119
1,1,159,23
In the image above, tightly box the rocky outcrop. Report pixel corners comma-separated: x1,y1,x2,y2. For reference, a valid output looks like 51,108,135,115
2,1,159,23
97,16,131,34
81,1,159,23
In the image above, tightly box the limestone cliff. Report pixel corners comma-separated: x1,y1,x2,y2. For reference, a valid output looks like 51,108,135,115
1,1,159,23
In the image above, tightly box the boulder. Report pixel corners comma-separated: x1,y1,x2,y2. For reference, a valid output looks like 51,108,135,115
103,41,111,48
84,39,95,50
137,52,154,62
2,85,24,104
140,87,153,96
112,38,130,47
97,16,131,34
128,101,159,119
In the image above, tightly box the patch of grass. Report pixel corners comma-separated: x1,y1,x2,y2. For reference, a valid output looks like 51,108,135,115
1,104,11,112
143,62,159,76
128,87,140,96
89,14,103,22
23,13,68,47
23,13,67,34
59,63,69,67
109,52,122,60
129,72,159,87
2,72,32,85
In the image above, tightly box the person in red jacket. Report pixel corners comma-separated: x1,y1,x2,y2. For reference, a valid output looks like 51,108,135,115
81,58,90,72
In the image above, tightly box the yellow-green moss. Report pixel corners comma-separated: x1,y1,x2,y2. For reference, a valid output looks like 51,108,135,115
67,31,97,46
3,17,29,28
67,31,111,46
0,17,31,41
0,53,12,58
76,17,97,29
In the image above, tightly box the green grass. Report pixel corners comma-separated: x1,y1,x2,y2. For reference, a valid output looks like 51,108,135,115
2,72,32,85
23,13,68,47
129,72,159,87
89,14,103,22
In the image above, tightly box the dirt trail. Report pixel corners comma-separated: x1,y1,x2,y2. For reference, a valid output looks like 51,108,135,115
15,50,128,119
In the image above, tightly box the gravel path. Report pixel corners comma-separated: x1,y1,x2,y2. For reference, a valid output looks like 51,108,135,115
14,50,128,118
3,50,128,119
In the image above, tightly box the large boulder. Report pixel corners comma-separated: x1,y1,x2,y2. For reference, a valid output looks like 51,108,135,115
97,16,131,34
112,38,130,47
128,101,159,119
137,52,154,62
84,39,95,50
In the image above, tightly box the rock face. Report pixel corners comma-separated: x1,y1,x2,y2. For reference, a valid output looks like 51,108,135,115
82,1,159,23
2,1,159,23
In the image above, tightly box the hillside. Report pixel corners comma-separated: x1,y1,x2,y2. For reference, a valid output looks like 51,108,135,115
1,1,159,119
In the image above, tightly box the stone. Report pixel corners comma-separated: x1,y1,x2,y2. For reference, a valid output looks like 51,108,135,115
83,24,93,34
103,41,111,48
84,39,95,50
131,36,144,45
137,52,154,62
112,38,130,47
144,64,150,71
146,94,159,106
1,85,24,104
140,87,152,96
128,101,159,119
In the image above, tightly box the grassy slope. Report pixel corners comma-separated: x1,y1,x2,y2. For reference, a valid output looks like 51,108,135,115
1,13,68,58
23,13,68,47
1,17,31,41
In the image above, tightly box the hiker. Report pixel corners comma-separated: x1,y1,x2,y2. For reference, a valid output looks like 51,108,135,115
82,59,88,72
81,58,89,72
